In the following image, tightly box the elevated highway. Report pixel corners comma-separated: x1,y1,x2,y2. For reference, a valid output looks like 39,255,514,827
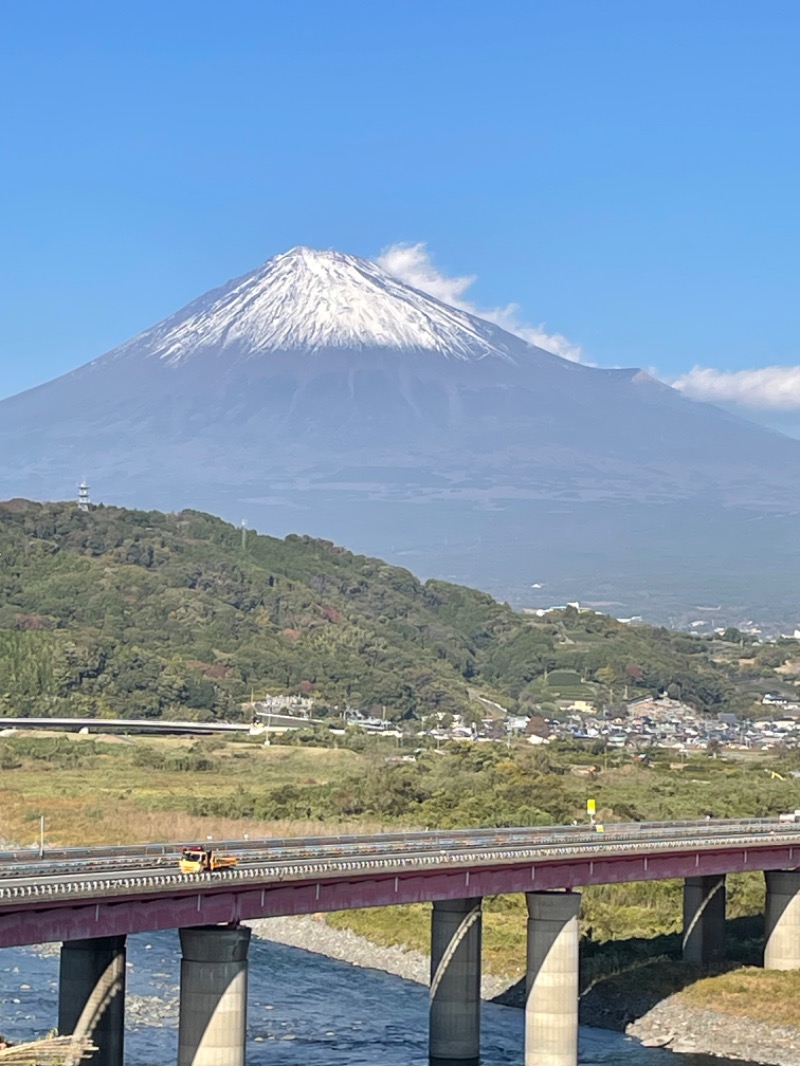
0,714,320,735
0,715,254,736
0,817,798,946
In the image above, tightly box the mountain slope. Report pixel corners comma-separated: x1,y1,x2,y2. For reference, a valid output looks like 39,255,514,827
1,247,799,623
0,500,511,719
0,501,739,720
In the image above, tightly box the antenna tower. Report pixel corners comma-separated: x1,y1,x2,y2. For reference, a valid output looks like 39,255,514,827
78,480,90,513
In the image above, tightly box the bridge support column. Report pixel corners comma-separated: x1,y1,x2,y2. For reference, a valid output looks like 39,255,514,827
525,891,580,1066
682,875,726,966
765,870,800,969
58,934,126,1066
429,897,482,1065
178,924,251,1066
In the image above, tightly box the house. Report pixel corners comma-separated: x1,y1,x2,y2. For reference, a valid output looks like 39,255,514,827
558,699,594,714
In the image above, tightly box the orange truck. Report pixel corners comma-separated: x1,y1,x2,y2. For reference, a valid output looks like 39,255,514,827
179,845,238,874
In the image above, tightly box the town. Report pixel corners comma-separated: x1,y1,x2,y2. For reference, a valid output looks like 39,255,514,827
252,690,800,755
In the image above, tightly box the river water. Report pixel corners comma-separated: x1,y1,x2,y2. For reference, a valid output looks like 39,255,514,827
0,931,757,1065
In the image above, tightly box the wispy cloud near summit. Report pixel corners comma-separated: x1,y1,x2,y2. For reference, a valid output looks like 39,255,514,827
377,242,583,363
376,244,800,415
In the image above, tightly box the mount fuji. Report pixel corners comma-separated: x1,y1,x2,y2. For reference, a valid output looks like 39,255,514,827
2,246,800,624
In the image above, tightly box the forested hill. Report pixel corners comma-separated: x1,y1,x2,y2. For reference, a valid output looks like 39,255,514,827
0,500,761,722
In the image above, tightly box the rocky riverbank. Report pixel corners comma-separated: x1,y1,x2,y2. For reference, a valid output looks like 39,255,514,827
627,1000,800,1065
248,916,800,1065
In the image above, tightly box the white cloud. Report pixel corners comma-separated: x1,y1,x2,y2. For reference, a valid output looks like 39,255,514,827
377,242,583,362
374,244,800,403
673,365,800,410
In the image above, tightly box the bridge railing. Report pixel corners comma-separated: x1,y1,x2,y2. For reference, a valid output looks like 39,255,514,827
0,815,797,871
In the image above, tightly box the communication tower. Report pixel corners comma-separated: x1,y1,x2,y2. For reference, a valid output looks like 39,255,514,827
78,480,90,512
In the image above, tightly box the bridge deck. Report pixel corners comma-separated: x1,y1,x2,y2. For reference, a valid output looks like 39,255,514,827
0,820,796,947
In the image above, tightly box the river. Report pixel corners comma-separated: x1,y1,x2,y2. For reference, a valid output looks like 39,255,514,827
0,931,758,1065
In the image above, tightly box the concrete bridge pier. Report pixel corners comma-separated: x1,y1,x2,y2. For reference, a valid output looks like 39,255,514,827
682,875,726,966
178,924,251,1066
765,870,800,969
526,891,584,1066
525,890,581,1066
58,934,127,1066
429,897,483,1065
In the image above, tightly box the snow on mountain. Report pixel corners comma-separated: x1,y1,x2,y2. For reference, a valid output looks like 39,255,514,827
106,246,522,368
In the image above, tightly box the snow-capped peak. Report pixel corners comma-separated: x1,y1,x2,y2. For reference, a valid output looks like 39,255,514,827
110,246,522,367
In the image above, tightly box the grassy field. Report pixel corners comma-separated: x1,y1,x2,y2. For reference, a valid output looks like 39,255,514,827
0,732,377,847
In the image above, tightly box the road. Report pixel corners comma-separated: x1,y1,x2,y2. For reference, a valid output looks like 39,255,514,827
0,817,798,901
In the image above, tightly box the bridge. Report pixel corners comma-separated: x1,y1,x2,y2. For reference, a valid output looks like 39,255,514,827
3,818,800,1066
0,716,255,736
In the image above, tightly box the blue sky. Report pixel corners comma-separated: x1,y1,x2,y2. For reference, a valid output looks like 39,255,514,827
1,0,799,427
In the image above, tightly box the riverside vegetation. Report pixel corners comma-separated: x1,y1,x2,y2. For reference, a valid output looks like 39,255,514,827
4,499,800,1027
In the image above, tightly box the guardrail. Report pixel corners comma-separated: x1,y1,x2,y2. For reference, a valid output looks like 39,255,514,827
0,818,798,906
0,815,793,865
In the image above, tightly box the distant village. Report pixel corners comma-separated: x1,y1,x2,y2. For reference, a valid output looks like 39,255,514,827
250,690,800,754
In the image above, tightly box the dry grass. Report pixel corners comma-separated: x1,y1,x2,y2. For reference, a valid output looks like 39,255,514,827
5,805,385,850
0,1034,95,1064
678,967,800,1025
0,736,374,847
327,905,431,954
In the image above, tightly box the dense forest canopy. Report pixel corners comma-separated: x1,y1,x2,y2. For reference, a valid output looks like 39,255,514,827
0,500,790,721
